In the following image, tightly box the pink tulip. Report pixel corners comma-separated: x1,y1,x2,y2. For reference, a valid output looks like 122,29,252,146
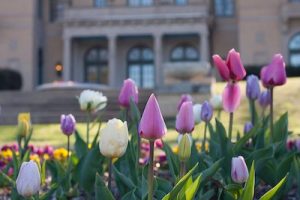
176,101,194,134
177,94,193,111
118,79,139,108
231,156,249,183
260,54,287,88
212,49,246,82
222,83,241,113
139,94,167,140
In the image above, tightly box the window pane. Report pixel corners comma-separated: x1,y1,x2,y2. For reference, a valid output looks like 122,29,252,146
99,49,108,61
186,47,199,60
129,65,141,87
86,65,99,83
99,65,109,84
129,0,140,6
128,48,141,61
171,47,184,60
214,0,234,16
176,0,187,5
291,54,300,67
142,0,153,6
95,0,107,7
290,35,300,50
142,64,154,88
87,49,98,62
142,48,153,61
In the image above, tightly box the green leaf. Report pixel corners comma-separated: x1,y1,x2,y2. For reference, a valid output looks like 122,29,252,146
184,175,202,200
113,165,136,190
259,174,288,200
162,142,179,181
162,163,198,200
122,189,137,200
40,183,59,200
240,162,255,200
95,174,115,200
74,130,88,158
273,113,288,143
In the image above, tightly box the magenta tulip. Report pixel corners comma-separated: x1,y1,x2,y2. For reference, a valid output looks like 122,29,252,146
177,94,193,111
222,83,241,113
176,101,194,134
260,54,287,88
231,156,249,184
139,94,167,140
118,78,139,108
212,49,246,82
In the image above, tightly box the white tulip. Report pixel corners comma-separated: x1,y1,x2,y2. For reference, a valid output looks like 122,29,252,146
16,160,41,197
210,95,222,110
78,90,107,112
193,104,202,124
99,118,129,158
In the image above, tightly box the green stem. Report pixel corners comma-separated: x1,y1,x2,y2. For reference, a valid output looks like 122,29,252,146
249,100,256,125
270,87,274,142
228,112,234,141
67,135,70,160
148,141,154,200
108,158,113,191
217,109,221,119
179,161,186,178
202,122,208,152
86,112,91,146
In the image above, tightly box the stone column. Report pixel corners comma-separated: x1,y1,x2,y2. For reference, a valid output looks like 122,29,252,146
200,31,209,62
63,36,71,81
108,35,117,87
154,33,163,89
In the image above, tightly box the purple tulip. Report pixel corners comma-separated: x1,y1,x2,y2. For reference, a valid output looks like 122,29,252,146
60,114,76,136
139,94,167,140
177,94,193,111
212,49,246,82
118,78,139,108
201,101,213,122
260,54,287,88
258,90,271,109
231,156,249,184
243,122,253,134
222,83,241,113
176,101,194,134
246,75,260,100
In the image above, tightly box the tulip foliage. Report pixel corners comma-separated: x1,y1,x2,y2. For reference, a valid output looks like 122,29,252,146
0,55,299,200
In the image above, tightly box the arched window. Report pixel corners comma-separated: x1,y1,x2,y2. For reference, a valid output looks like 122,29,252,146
170,45,199,62
84,47,108,84
127,46,154,88
289,33,300,67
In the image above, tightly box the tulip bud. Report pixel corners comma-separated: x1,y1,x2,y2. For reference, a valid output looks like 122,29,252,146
246,75,260,100
78,90,107,112
193,104,202,124
16,160,41,197
176,101,194,134
243,122,253,134
222,83,241,113
60,114,76,136
17,113,31,137
212,49,246,82
178,134,192,162
231,156,249,184
260,54,287,88
201,101,213,122
177,94,193,111
258,90,271,109
118,78,139,108
210,95,222,110
99,118,129,158
139,94,167,140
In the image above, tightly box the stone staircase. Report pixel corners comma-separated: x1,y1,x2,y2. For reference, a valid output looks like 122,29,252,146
0,88,152,125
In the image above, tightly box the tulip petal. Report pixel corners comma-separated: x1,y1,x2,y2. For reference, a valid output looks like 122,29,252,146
222,83,241,113
227,49,246,81
212,55,230,81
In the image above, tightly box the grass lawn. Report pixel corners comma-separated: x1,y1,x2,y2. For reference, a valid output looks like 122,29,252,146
0,77,299,147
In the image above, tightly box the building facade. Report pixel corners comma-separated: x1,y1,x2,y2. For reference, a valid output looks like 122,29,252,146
0,0,300,91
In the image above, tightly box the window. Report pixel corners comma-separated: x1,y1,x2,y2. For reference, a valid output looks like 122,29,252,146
175,0,187,5
84,47,108,84
214,0,235,17
50,0,69,22
128,0,153,7
95,0,107,7
127,46,154,88
170,45,199,62
289,33,300,67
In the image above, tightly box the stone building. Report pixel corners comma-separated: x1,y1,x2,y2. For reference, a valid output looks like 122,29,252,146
0,0,300,91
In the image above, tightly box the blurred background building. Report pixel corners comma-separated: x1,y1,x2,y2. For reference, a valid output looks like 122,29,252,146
0,0,299,91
